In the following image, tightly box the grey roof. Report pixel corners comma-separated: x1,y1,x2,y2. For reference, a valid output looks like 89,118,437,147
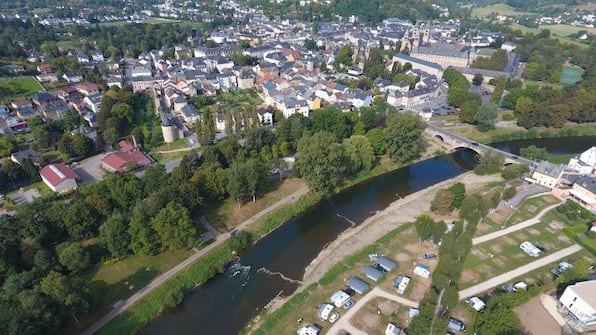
362,266,384,282
452,66,511,79
575,175,596,194
347,276,370,294
535,161,564,179
413,44,469,59
376,256,397,272
393,53,442,70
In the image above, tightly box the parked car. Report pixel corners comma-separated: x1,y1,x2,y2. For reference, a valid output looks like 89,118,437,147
499,284,513,293
342,299,355,310
328,311,340,323
417,253,437,260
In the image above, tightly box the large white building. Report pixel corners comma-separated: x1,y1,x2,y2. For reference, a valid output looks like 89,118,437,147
568,146,596,174
559,280,596,327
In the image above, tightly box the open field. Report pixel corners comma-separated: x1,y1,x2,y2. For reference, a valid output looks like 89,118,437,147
507,23,590,48
471,3,535,17
462,216,575,288
206,178,307,232
0,77,43,100
351,297,411,334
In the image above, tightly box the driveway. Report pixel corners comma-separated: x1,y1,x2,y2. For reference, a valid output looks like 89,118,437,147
72,152,109,183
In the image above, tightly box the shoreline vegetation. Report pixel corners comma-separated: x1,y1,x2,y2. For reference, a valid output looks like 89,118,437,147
240,171,504,335
93,138,441,335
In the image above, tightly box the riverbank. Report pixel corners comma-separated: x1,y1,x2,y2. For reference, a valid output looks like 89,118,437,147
93,138,448,334
246,172,502,331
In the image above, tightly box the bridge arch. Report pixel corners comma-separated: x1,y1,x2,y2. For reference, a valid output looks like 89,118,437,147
454,146,482,158
434,134,445,142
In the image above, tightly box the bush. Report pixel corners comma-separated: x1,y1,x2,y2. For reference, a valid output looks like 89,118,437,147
163,288,184,308
501,113,516,121
501,164,529,180
475,152,505,175
503,186,517,200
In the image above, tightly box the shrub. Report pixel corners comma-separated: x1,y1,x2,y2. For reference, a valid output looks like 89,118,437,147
503,186,517,200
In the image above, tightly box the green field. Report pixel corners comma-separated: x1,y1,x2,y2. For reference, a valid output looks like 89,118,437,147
471,3,534,17
507,23,590,48
561,64,584,85
0,77,43,100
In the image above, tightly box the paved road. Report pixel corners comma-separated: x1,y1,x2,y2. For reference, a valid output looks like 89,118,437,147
83,186,309,335
473,202,561,245
459,245,582,300
328,287,419,335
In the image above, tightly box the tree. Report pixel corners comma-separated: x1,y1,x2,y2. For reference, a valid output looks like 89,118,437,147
501,164,529,180
431,189,455,215
335,45,353,68
21,158,40,182
111,102,133,124
225,110,234,136
342,135,375,173
295,131,345,193
475,103,499,132
99,212,130,258
472,73,484,86
245,158,268,202
70,133,94,157
491,76,506,104
415,214,434,242
129,210,157,255
365,127,387,155
0,137,15,157
150,202,197,251
311,108,352,141
459,196,482,225
56,242,90,272
39,271,89,323
447,183,466,209
475,151,505,175
459,99,480,124
476,303,523,335
384,112,425,163
503,186,517,200
519,145,548,161
304,38,317,51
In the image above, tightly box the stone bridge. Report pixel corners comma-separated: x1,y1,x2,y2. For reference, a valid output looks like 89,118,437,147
425,123,536,166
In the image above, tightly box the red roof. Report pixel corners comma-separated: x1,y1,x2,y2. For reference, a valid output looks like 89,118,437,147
102,151,151,171
40,163,78,186
118,140,136,153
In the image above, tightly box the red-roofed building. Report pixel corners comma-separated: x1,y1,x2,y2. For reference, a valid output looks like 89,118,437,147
102,140,152,172
76,82,100,96
37,64,54,74
40,163,79,193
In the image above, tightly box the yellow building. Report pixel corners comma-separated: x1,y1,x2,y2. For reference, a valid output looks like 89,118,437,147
529,161,564,188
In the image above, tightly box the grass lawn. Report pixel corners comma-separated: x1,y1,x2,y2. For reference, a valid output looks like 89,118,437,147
63,248,193,335
505,195,560,226
152,138,189,152
24,181,52,197
205,178,307,232
447,123,596,143
471,3,535,17
522,79,563,89
351,297,411,334
547,153,574,165
461,219,575,288
0,77,44,100
506,24,589,48
151,150,190,162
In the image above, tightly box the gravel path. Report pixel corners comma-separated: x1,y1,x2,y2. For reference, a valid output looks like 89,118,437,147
459,244,582,300
472,202,561,245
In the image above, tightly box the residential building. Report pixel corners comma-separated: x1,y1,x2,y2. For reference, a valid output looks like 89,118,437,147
101,140,152,172
40,163,79,193
392,53,443,77
529,161,565,188
559,280,596,327
63,73,83,83
569,176,596,213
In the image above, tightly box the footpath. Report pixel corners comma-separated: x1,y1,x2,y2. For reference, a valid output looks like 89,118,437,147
83,186,309,335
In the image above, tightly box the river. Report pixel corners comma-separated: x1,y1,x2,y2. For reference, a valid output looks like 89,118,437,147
140,136,592,335
140,150,477,335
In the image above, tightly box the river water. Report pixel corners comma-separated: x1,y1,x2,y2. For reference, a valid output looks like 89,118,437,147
141,136,593,335
140,150,477,335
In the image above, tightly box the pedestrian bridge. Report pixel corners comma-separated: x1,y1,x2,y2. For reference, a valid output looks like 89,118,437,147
425,123,536,166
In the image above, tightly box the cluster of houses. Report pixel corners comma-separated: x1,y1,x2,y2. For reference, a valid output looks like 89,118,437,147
0,80,102,136
528,146,596,214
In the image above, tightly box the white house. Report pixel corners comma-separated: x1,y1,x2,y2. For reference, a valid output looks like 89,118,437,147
568,146,596,174
40,163,79,193
257,109,274,125
559,280,596,327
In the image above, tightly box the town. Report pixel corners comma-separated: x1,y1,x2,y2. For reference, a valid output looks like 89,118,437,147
0,0,595,334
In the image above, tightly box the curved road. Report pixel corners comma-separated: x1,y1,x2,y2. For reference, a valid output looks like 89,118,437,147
83,186,309,335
